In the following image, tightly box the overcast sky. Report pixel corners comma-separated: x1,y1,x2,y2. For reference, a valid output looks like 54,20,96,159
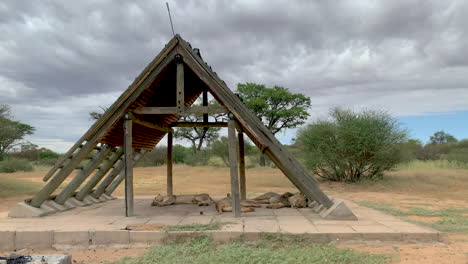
1,0,468,152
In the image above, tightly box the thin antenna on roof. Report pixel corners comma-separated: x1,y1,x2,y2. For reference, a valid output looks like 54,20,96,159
166,2,175,36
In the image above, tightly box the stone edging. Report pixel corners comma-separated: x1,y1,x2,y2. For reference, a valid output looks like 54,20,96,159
0,229,442,251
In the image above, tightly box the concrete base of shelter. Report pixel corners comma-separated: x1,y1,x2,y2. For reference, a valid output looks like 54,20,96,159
1,197,442,250
8,194,113,218
8,202,49,218
319,199,358,220
83,195,102,204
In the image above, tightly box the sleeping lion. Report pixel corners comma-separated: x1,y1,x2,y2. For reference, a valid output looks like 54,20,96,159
151,193,214,206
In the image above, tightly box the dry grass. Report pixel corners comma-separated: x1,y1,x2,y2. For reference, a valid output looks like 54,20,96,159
325,168,468,202
1,163,467,202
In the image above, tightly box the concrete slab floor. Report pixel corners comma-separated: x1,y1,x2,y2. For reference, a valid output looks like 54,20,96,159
0,197,441,250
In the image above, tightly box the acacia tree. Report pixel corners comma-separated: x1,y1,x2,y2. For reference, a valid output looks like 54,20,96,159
89,106,108,120
237,83,311,165
0,104,35,160
297,108,407,182
430,131,457,145
174,100,226,152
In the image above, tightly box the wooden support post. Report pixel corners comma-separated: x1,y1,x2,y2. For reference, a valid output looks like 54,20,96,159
92,158,124,199
228,117,241,217
238,132,246,200
104,151,146,196
30,140,98,208
124,114,134,217
176,54,184,115
75,148,124,201
167,132,173,197
54,145,112,205
203,90,208,129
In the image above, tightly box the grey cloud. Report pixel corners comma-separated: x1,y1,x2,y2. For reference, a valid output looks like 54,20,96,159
0,0,467,151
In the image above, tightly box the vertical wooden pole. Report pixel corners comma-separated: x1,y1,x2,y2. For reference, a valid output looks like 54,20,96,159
238,132,246,200
228,117,241,217
202,90,208,124
124,114,134,217
176,54,184,115
167,132,173,197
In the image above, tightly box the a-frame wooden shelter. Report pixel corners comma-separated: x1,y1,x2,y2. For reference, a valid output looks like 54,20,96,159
10,35,356,220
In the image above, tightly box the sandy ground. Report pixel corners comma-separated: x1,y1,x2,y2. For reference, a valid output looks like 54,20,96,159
1,166,467,263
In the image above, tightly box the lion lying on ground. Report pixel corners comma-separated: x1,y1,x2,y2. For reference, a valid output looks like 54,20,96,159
253,192,308,209
151,193,213,207
215,193,261,213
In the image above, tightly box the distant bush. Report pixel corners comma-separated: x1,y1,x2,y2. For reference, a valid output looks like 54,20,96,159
185,150,210,166
39,151,60,160
0,158,34,173
173,145,191,164
297,108,407,182
395,159,468,170
138,146,167,167
446,148,468,163
35,157,59,167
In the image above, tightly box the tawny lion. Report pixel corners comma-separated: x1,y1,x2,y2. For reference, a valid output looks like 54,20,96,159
215,193,261,213
253,192,308,209
151,193,214,207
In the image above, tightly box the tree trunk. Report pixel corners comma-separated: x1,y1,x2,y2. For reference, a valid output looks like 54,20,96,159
259,153,266,167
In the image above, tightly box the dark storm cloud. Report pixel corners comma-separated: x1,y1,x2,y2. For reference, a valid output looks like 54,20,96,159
0,0,467,151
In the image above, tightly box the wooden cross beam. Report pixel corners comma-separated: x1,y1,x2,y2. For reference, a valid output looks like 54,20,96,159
171,122,227,127
127,112,172,132
133,106,228,115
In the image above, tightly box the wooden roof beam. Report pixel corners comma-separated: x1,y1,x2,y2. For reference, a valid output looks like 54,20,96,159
127,113,172,133
171,121,227,127
133,105,228,115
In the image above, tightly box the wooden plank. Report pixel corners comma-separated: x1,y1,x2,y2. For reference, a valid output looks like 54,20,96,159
133,107,178,115
167,132,173,196
176,57,185,115
203,90,208,123
43,37,179,182
31,46,178,208
133,106,228,115
228,119,241,217
171,122,227,127
87,37,179,139
104,151,146,196
124,115,134,217
127,112,172,132
75,148,124,201
54,145,113,205
185,106,228,114
30,140,100,207
42,143,82,182
177,43,334,208
238,132,246,200
92,158,124,198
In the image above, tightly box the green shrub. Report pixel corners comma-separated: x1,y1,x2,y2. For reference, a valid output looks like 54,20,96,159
138,146,167,167
185,150,210,166
173,144,191,164
297,108,407,182
35,157,59,166
446,148,468,163
39,151,60,160
0,158,34,173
